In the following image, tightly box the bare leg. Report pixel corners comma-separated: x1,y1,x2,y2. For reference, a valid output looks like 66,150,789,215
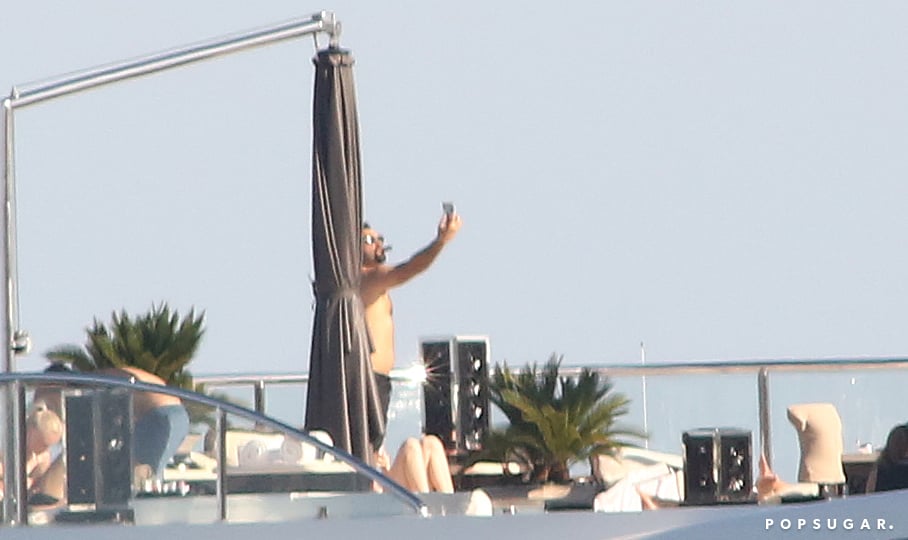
637,487,660,510
421,435,454,493
388,438,430,493
756,453,788,500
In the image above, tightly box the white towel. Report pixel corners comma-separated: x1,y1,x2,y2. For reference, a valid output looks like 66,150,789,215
280,438,318,464
238,440,269,467
465,489,494,517
307,430,335,462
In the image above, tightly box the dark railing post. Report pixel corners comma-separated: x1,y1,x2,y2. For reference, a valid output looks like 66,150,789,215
758,368,771,468
254,380,266,415
13,381,27,525
215,407,228,522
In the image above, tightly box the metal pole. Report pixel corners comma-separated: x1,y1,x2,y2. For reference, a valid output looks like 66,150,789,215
12,381,27,525
10,12,337,109
215,408,228,522
1,98,14,374
254,379,266,415
758,368,771,468
640,341,649,449
1,97,17,526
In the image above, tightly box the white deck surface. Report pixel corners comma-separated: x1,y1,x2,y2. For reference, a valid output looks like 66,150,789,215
6,489,907,540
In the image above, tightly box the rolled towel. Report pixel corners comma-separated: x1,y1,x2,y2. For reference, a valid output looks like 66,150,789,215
308,430,335,462
465,489,494,517
238,439,268,467
280,438,317,464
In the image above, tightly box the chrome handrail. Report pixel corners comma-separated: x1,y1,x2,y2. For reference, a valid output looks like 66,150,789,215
196,355,908,472
559,355,908,376
563,357,906,469
195,367,424,417
0,372,426,525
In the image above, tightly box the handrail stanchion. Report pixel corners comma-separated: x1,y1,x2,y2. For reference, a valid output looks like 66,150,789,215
12,380,27,525
0,99,17,527
215,407,228,522
758,368,772,468
254,380,266,415
0,386,12,525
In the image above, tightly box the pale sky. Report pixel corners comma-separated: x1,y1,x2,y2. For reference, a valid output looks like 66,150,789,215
3,2,908,469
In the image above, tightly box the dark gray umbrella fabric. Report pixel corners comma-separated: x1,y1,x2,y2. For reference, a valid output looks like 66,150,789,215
305,48,384,463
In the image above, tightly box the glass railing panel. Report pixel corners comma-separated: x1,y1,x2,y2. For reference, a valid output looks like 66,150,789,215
606,373,760,455
385,379,424,455
767,369,902,480
583,368,906,485
2,373,425,527
196,376,428,459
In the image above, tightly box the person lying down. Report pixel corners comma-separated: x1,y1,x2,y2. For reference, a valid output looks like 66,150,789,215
0,404,64,505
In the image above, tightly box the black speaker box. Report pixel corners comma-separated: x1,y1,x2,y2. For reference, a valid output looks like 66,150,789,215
420,336,490,455
421,340,455,450
682,427,753,505
65,390,133,509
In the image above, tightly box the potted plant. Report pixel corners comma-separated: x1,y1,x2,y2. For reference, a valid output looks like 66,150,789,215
477,355,645,484
46,302,212,422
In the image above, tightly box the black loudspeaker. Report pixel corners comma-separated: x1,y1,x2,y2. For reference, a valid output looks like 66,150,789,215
422,340,455,450
682,428,752,505
65,390,133,511
455,340,490,452
420,336,490,455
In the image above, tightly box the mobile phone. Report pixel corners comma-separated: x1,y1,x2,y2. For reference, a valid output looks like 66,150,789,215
442,202,455,215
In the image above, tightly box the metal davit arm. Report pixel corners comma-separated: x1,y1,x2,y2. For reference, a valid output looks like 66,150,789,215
1,8,340,361
9,11,339,108
0,11,340,526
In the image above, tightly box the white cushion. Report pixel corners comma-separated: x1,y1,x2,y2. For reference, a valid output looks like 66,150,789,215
787,403,846,484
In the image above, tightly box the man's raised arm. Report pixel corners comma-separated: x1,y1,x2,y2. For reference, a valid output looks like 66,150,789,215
378,213,461,289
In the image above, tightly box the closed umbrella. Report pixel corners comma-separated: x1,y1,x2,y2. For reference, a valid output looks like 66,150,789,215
304,47,384,463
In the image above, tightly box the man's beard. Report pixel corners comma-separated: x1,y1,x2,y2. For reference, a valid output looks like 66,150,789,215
375,251,387,264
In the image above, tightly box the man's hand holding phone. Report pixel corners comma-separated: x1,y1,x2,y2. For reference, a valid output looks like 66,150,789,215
438,202,461,242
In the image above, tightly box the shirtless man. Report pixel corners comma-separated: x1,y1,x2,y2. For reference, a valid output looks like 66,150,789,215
98,366,190,477
360,210,461,491
360,210,462,433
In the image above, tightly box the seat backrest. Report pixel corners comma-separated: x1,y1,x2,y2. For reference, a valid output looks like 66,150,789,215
787,403,846,484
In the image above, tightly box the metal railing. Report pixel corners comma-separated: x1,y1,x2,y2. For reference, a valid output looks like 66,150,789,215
197,356,908,472
0,372,426,527
195,367,422,418
561,355,908,468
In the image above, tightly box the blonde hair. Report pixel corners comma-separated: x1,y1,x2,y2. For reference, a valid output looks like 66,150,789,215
26,408,63,449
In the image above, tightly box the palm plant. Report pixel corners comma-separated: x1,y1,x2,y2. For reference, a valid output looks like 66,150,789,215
479,355,645,483
47,303,212,422
47,303,204,388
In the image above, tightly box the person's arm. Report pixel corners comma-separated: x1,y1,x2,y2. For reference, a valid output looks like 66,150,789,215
369,213,461,290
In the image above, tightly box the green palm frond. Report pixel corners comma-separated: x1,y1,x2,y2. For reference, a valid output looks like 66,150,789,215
482,353,646,482
46,303,205,389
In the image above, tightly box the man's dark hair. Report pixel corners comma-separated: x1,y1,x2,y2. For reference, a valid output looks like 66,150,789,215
362,221,371,230
44,362,75,373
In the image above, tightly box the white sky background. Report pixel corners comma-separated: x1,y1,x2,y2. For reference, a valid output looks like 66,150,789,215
3,0,908,380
